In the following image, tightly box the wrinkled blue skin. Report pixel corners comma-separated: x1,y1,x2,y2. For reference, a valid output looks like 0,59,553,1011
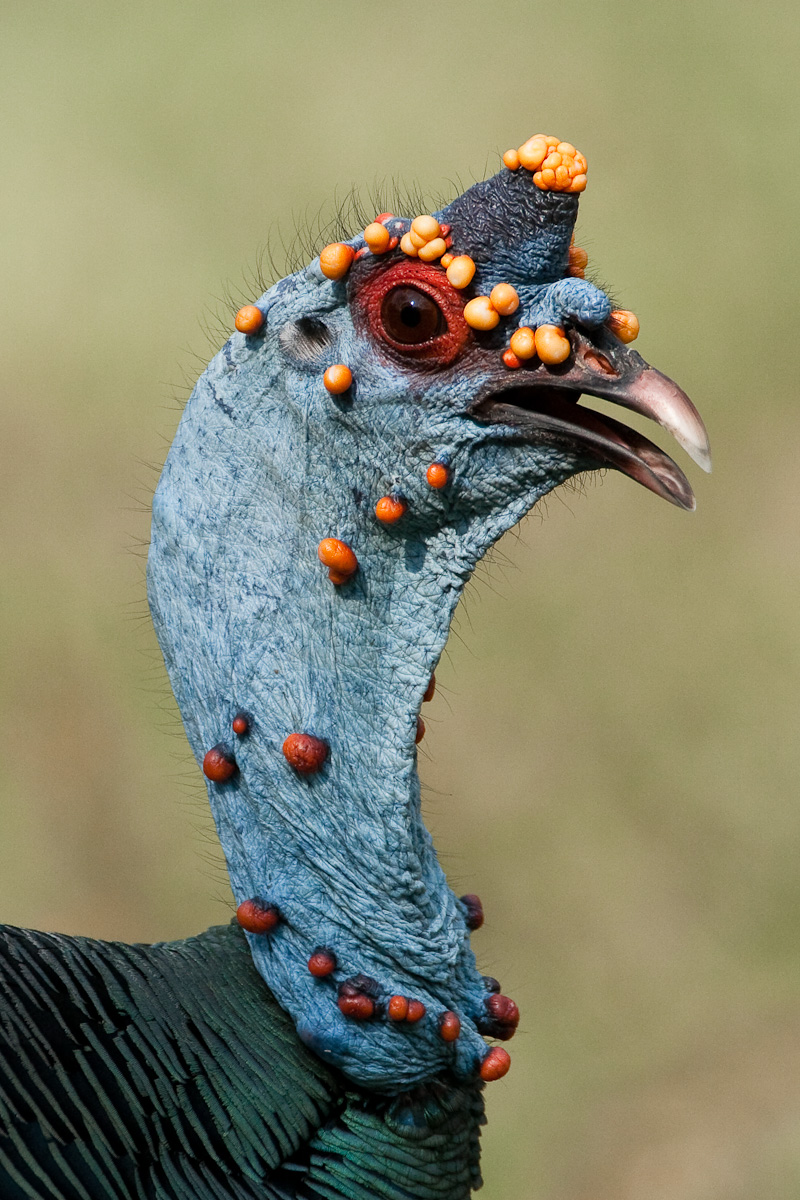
148,167,613,1091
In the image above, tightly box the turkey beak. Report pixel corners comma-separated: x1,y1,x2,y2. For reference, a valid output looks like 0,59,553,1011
469,325,711,511
565,328,712,474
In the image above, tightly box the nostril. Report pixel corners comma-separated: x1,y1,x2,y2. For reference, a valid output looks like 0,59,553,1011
584,349,617,376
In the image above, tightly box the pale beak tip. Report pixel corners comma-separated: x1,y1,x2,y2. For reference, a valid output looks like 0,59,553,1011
689,442,713,474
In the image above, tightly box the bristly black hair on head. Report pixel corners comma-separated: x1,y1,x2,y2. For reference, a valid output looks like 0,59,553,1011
252,179,456,293
197,179,465,370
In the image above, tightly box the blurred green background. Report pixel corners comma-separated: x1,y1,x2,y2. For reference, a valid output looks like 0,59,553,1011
1,1,797,1196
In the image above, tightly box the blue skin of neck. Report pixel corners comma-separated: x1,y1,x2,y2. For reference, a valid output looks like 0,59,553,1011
147,259,588,1091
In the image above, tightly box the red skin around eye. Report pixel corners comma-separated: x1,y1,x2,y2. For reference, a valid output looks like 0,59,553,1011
353,259,472,368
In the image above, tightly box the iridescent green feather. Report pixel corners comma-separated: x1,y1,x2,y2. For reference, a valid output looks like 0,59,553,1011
0,923,483,1199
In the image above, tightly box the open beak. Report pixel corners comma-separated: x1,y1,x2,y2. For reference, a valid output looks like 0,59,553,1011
468,328,711,511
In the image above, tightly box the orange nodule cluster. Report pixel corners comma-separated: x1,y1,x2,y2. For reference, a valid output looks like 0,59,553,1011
480,1046,511,1082
386,995,426,1023
375,494,407,524
439,1011,462,1042
202,744,237,783
419,238,448,263
511,135,587,193
426,461,449,489
308,948,337,977
608,309,640,343
236,898,280,935
235,305,264,335
318,537,358,585
363,222,392,254
464,283,520,332
323,364,353,394
319,242,356,280
505,324,571,367
423,673,436,703
231,713,250,736
415,716,426,744
568,244,589,277
282,732,329,775
401,215,447,263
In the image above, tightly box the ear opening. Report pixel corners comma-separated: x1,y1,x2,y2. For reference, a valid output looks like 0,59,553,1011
279,317,335,365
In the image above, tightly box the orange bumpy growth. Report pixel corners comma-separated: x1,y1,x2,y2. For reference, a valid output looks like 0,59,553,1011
282,733,329,775
509,327,537,360
363,222,391,254
480,1046,511,1081
375,495,407,524
568,245,589,277
418,236,447,263
338,993,375,1020
489,283,520,316
445,255,476,289
308,948,337,977
608,309,640,343
234,305,264,334
203,745,237,783
236,899,280,935
402,215,447,263
534,325,571,364
513,135,587,193
317,537,358,584
319,243,355,280
463,296,500,331
439,1011,461,1042
323,364,353,394
387,995,409,1021
463,283,520,332
426,462,449,489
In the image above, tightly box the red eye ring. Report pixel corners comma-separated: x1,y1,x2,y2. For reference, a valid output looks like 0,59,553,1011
354,260,471,368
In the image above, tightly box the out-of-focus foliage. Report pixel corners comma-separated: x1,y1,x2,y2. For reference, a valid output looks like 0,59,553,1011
0,2,797,1196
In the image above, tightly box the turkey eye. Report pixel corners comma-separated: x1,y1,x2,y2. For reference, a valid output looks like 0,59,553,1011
381,286,444,345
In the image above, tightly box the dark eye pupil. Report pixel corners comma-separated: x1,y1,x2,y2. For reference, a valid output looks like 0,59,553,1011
400,303,422,328
381,286,444,345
